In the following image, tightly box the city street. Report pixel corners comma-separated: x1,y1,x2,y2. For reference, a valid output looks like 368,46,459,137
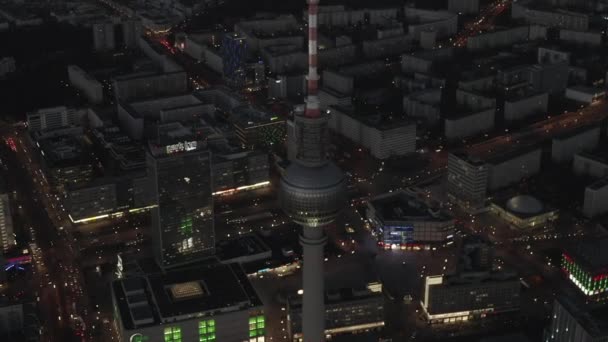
1,126,96,341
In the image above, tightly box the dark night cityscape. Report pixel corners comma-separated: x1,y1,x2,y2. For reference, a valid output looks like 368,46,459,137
1,0,608,341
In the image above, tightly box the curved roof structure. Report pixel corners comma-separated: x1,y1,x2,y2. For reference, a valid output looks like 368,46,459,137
506,195,543,215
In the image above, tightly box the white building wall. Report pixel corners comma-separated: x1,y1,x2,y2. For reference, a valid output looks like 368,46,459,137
583,179,608,218
573,153,608,178
0,193,15,253
322,70,354,94
365,123,416,159
467,26,529,51
488,149,542,191
551,127,600,163
444,109,495,141
504,92,548,122
68,65,104,104
559,29,601,46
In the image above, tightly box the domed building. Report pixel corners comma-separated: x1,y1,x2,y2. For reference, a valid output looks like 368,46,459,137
490,194,558,229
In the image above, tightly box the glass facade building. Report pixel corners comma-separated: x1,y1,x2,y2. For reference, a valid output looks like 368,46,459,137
148,147,214,268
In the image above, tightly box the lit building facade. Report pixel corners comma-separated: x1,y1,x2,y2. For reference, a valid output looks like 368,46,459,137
422,272,521,324
212,150,269,195
287,282,384,340
147,140,214,268
545,297,608,342
367,189,454,249
562,239,608,299
112,261,265,342
0,193,15,254
447,152,489,212
230,106,286,151
490,195,558,229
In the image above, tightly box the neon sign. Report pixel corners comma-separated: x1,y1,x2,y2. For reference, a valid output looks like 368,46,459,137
166,141,197,154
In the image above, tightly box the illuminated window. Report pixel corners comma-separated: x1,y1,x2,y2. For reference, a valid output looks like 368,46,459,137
248,315,265,341
164,327,181,342
199,319,216,341
170,282,204,300
180,216,194,235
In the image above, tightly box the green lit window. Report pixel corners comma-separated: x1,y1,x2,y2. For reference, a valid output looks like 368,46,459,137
199,319,216,341
248,315,265,341
180,216,193,235
164,327,182,342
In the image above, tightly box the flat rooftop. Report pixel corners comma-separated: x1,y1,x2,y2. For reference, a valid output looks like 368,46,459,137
112,261,262,330
589,177,608,191
230,106,283,128
216,234,271,263
565,237,608,273
330,105,413,130
369,190,452,222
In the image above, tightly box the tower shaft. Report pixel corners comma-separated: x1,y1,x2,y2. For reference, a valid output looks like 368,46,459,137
301,226,326,341
305,0,320,119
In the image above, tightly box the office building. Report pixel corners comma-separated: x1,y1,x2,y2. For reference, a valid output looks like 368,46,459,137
423,272,520,324
66,174,153,224
562,238,608,299
328,105,416,160
574,151,608,179
147,129,214,268
504,90,548,123
545,295,608,342
112,71,188,102
67,65,103,104
448,148,542,212
583,178,608,218
529,63,569,95
422,240,520,324
447,153,489,211
551,126,600,163
229,106,286,151
33,127,94,190
512,3,589,31
367,189,455,249
221,33,248,88
287,282,384,341
0,193,15,254
212,150,269,195
0,301,39,342
565,87,606,104
112,261,265,342
26,106,84,132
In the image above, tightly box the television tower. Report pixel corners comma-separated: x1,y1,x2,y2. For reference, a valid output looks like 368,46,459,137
279,0,346,340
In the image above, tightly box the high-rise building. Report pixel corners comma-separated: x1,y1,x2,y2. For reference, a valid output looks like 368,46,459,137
147,132,214,269
562,238,608,299
0,193,15,254
545,295,608,342
221,33,248,89
279,1,346,340
447,152,489,211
